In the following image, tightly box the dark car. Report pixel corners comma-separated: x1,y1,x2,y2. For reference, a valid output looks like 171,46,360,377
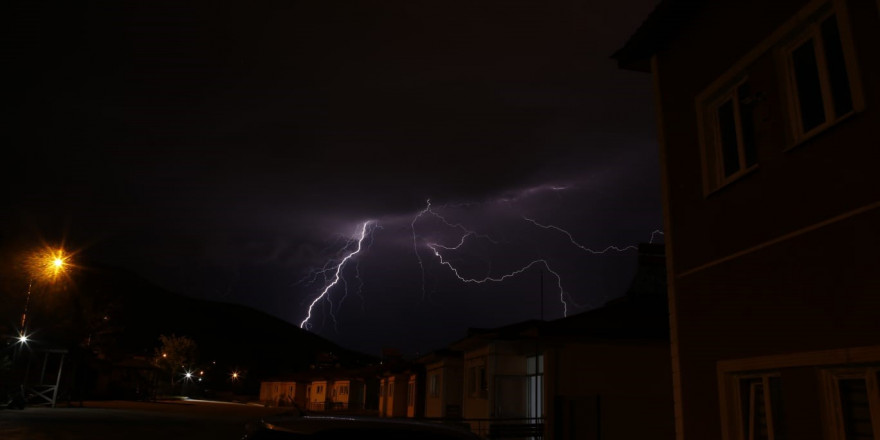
242,412,481,440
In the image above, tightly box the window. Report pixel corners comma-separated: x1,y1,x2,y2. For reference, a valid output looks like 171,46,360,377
469,365,488,398
719,371,785,440
526,355,544,419
823,367,880,440
782,4,862,143
699,76,759,193
429,374,440,398
738,375,785,440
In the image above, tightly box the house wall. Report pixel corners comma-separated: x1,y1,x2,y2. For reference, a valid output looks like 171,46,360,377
309,380,328,411
331,380,349,409
545,342,674,440
425,357,464,418
425,362,444,418
388,375,408,417
380,375,409,417
492,340,532,420
406,374,417,418
350,380,365,410
379,377,387,416
650,0,880,439
260,381,306,407
443,360,464,418
259,381,276,404
462,346,490,425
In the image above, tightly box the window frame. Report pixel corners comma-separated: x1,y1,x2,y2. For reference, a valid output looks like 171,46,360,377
697,75,760,196
821,366,880,440
429,373,440,398
721,372,784,440
779,1,865,148
694,0,865,197
717,345,880,440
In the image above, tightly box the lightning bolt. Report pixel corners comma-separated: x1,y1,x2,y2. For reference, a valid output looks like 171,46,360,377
522,217,638,254
412,200,501,301
412,200,572,316
335,223,379,318
649,229,665,243
412,201,432,300
426,234,571,315
301,192,664,334
300,221,373,329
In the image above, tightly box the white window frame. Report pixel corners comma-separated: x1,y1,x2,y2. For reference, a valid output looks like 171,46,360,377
779,0,864,147
717,345,880,440
735,373,782,440
694,0,865,196
697,73,761,196
821,366,880,440
429,373,440,398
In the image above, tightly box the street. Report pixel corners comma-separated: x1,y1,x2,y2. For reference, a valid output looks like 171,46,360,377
0,399,289,440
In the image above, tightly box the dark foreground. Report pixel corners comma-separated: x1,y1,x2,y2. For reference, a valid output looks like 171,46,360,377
0,399,288,440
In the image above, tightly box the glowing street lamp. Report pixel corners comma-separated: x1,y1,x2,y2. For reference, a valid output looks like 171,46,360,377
20,247,71,330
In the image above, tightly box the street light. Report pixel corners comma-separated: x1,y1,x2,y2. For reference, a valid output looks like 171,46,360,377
20,247,70,330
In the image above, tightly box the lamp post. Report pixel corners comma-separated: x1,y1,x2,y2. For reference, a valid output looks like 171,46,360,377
20,247,69,333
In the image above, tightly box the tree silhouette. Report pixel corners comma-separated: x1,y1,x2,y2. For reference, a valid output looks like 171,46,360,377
153,334,198,394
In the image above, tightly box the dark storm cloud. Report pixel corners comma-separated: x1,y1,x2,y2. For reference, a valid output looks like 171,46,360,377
2,0,661,355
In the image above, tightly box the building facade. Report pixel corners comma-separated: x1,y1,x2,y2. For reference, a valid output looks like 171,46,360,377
614,1,880,439
420,350,464,419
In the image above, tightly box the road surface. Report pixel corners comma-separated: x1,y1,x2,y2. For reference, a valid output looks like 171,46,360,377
0,399,289,440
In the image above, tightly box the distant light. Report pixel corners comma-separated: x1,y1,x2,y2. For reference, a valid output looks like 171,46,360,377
53,258,64,268
231,372,239,380
199,371,204,376
185,372,193,379
18,334,28,344
162,353,167,358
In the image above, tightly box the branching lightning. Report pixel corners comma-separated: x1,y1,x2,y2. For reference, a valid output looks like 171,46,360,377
300,189,664,333
411,200,573,316
522,217,638,254
426,239,570,315
299,221,374,329
412,200,500,301
411,201,432,300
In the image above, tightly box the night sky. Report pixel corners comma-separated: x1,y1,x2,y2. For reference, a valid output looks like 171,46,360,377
2,0,662,356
